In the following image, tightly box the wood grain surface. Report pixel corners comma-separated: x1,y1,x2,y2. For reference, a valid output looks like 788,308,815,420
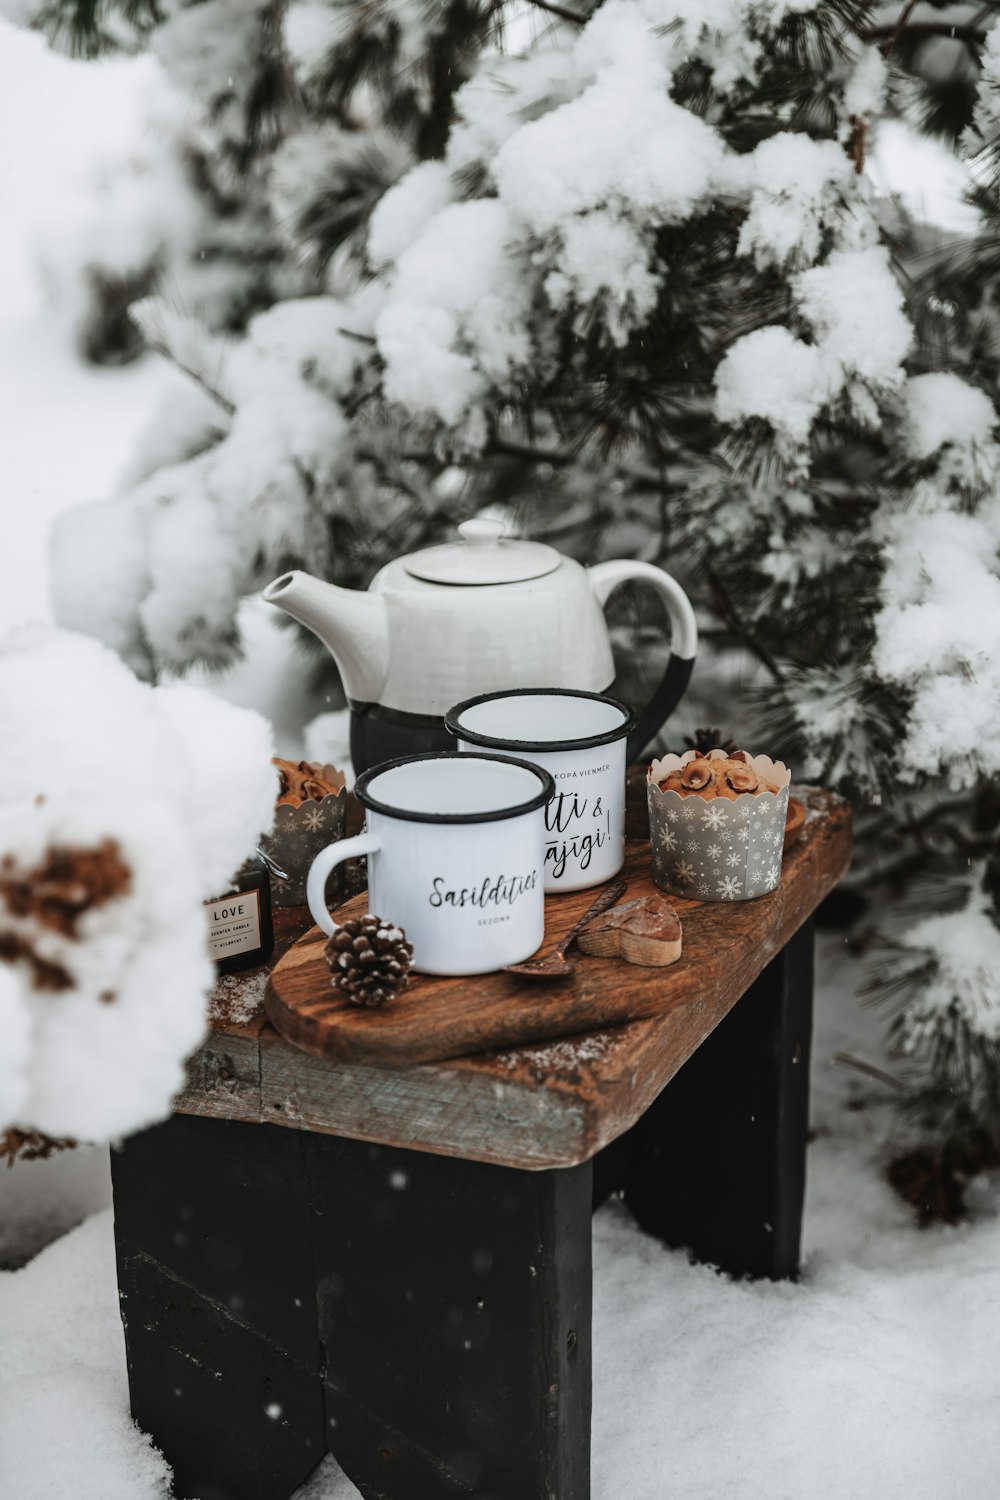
265,789,847,1067
783,795,806,850
175,785,851,1169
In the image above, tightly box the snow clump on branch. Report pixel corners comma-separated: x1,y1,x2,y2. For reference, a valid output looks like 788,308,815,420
736,134,854,268
371,0,896,432
48,0,932,705
872,373,1000,784
51,295,369,674
0,627,277,1143
714,246,912,452
893,887,1000,1049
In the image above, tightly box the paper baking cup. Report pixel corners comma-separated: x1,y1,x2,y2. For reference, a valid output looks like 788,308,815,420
261,767,348,906
646,749,791,903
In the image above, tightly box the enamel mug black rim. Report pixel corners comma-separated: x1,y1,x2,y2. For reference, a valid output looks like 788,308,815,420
354,750,556,825
444,687,637,755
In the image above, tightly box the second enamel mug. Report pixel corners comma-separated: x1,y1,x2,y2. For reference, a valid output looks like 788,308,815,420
445,689,635,894
307,751,554,975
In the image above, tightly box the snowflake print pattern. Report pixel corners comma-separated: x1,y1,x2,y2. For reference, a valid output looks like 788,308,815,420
737,824,750,842
766,862,781,886
302,804,326,833
726,851,741,868
702,803,727,830
706,842,723,860
717,875,741,899
672,860,695,884
666,808,679,823
658,827,678,852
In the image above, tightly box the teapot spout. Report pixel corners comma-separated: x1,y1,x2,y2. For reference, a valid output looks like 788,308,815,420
262,570,388,705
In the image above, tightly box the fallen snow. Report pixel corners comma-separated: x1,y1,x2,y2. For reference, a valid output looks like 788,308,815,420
4,937,1000,1497
0,1142,111,1271
0,1209,174,1500
209,966,271,1027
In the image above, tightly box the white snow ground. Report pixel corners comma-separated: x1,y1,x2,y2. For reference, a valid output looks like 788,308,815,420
5,936,1000,1500
2,15,998,1500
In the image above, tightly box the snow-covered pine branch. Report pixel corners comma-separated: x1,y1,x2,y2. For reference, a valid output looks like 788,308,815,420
52,0,903,673
0,627,277,1144
33,0,1000,1144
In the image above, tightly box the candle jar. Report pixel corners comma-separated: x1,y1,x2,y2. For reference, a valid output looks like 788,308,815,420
205,852,275,973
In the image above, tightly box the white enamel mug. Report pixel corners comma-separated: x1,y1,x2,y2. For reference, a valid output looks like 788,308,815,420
306,752,554,976
445,689,636,894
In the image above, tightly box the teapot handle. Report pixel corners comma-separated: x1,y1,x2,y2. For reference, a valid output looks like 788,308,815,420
587,560,698,762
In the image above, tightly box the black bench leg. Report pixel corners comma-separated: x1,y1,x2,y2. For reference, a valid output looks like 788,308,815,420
620,918,815,1279
111,1115,326,1500
303,1134,593,1500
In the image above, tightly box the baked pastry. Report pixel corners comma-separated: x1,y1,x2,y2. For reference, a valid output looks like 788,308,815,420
656,750,780,800
273,758,343,807
647,748,792,904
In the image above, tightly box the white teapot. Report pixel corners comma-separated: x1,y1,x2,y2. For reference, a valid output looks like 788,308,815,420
263,519,696,772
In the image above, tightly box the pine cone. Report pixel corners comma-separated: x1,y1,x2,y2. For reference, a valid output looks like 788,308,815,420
325,914,413,1008
687,726,741,757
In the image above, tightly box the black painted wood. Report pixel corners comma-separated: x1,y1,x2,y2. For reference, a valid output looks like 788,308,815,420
111,1115,326,1500
112,1116,592,1500
618,919,815,1279
303,1134,593,1500
591,1134,631,1213
111,922,817,1497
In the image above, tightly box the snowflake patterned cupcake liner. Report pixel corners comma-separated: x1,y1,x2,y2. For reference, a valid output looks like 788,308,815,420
260,768,348,906
646,749,791,903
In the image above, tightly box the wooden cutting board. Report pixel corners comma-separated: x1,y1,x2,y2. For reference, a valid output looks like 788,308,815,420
264,795,846,1068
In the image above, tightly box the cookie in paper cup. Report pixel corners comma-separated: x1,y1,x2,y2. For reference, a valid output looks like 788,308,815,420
646,749,791,902
262,761,348,906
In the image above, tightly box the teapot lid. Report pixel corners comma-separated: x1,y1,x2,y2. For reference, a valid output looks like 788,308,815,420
404,518,561,586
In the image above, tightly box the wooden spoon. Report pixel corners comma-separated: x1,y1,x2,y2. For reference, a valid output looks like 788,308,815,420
504,879,628,981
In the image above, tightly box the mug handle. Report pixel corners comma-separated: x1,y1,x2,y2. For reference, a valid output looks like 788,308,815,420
307,833,381,937
587,559,698,762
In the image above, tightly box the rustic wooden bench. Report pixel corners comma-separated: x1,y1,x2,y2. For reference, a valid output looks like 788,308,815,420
110,785,851,1500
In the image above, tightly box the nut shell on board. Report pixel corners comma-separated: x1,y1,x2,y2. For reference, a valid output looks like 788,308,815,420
577,894,682,967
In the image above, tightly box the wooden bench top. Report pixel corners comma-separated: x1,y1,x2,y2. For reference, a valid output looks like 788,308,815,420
175,783,851,1170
